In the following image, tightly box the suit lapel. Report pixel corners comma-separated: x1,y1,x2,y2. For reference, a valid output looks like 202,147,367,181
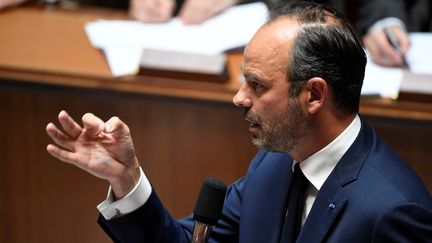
297,117,374,242
241,152,294,243
297,174,347,242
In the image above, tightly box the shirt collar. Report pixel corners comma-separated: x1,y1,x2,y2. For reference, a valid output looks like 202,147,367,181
293,115,361,190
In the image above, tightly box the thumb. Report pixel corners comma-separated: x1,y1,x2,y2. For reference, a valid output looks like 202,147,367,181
104,116,131,139
103,116,136,164
82,113,106,139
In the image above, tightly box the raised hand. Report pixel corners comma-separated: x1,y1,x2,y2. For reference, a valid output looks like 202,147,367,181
46,110,140,199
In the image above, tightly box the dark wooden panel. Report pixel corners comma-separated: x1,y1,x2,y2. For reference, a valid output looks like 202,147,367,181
1,6,431,243
1,80,432,243
0,80,257,243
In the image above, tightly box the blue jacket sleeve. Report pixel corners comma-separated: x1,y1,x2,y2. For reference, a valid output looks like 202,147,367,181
98,150,268,243
98,190,193,243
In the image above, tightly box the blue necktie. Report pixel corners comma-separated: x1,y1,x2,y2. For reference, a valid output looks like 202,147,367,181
280,163,308,242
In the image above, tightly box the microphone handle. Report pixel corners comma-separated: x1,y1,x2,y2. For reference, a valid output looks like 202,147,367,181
191,221,213,243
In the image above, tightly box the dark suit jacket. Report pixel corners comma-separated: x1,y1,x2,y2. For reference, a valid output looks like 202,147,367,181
357,0,432,35
98,118,432,242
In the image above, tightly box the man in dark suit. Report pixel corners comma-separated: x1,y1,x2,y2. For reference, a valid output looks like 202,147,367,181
46,2,432,242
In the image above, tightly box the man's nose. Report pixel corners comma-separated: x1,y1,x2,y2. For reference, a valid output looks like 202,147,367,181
233,84,252,108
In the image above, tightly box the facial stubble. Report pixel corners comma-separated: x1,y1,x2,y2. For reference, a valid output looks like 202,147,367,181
245,97,308,153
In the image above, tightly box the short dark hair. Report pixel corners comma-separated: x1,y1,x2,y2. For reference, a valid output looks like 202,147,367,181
267,1,366,114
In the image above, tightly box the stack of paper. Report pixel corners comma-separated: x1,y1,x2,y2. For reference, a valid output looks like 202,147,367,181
362,53,403,99
85,2,268,77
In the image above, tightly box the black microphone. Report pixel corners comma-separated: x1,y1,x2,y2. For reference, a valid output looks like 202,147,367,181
191,178,227,243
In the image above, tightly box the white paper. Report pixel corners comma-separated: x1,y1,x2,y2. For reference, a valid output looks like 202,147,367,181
361,33,432,98
84,2,268,76
104,48,142,77
362,54,403,99
406,33,432,75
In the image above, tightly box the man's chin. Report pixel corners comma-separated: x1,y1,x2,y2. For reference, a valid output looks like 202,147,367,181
251,137,286,153
251,136,268,150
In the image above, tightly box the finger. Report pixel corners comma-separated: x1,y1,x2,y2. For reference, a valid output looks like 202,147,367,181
180,0,233,24
132,9,169,22
129,0,156,21
158,0,175,21
376,30,403,66
181,12,207,25
104,116,137,164
132,7,160,22
365,30,400,66
57,110,82,139
392,26,411,55
46,143,80,165
179,0,207,24
46,122,75,152
81,113,106,139
363,35,381,64
105,116,131,138
131,0,174,22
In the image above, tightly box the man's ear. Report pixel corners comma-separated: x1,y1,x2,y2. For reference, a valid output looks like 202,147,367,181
305,77,327,114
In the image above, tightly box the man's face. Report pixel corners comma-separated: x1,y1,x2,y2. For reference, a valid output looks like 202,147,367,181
244,95,308,153
233,19,309,153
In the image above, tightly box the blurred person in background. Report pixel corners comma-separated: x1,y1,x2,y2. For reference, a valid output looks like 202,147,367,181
133,0,429,68
2,0,429,68
357,0,431,67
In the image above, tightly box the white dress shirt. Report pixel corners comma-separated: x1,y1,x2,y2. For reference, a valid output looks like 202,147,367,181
295,114,361,225
97,167,152,219
98,115,361,221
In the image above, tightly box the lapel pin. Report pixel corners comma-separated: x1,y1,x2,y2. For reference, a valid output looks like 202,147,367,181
328,200,336,209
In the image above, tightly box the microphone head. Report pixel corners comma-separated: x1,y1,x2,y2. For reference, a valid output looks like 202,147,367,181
193,177,227,226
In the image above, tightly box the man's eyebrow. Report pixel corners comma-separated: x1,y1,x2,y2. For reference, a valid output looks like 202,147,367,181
243,72,263,83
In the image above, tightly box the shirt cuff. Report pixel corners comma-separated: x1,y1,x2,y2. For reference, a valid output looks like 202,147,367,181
368,17,407,34
97,167,152,220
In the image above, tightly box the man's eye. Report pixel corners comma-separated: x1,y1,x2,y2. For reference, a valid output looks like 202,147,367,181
251,82,263,89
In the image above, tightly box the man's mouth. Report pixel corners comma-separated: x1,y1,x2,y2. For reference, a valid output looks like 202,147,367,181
244,110,261,131
247,120,261,132
249,122,260,128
